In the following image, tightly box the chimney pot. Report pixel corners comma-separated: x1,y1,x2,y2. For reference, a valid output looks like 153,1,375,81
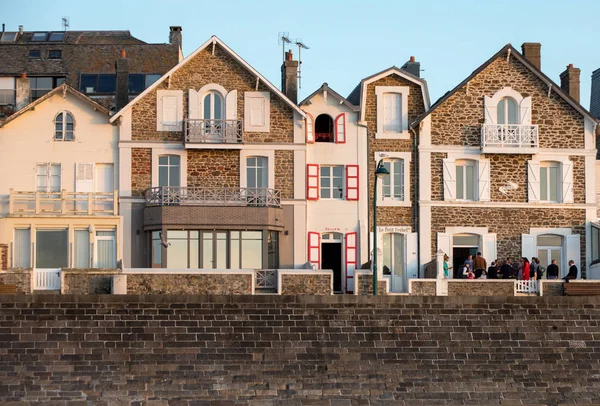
410,56,415,62
20,72,26,78
521,43,541,70
18,25,23,34
401,57,421,78
120,50,126,58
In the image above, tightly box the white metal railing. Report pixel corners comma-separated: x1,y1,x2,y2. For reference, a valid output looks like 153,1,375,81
145,186,281,207
34,269,61,290
515,280,539,295
0,89,15,105
481,124,539,148
255,270,277,290
9,189,118,215
185,119,243,144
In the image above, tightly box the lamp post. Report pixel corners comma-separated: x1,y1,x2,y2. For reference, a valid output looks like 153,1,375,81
373,160,390,295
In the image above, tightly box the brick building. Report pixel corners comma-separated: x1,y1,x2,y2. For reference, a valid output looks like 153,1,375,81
413,43,598,279
0,25,181,117
111,36,306,270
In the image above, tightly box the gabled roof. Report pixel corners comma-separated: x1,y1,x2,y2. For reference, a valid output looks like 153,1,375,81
411,44,597,127
299,83,360,112
0,83,110,128
346,66,431,122
111,35,306,122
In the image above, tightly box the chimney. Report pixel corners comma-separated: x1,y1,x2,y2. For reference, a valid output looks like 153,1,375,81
401,56,420,78
2,24,5,33
521,43,541,70
560,64,581,103
281,49,298,104
18,25,23,34
169,26,182,47
115,50,129,111
16,73,30,110
590,68,600,119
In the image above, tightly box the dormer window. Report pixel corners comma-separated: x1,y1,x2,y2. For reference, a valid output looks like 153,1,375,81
54,111,74,141
497,97,518,124
375,86,410,139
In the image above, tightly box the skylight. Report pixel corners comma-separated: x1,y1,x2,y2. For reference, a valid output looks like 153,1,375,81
0,32,17,42
31,32,48,41
48,32,65,42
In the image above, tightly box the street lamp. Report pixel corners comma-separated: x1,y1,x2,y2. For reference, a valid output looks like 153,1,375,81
372,160,390,295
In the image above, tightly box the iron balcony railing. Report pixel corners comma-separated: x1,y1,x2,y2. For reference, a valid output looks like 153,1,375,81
185,119,243,144
145,186,281,207
481,124,539,149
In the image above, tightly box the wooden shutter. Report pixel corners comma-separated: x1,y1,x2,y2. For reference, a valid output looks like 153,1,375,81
308,232,321,268
483,96,497,125
335,113,346,143
75,163,94,192
562,160,574,203
478,159,490,202
527,160,540,203
405,232,418,280
306,113,315,143
442,158,456,201
306,164,319,200
345,232,357,293
566,234,580,279
345,165,359,201
225,90,238,119
188,89,200,120
482,234,497,264
519,96,532,125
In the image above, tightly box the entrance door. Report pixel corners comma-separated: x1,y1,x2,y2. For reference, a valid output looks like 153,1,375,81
383,233,405,292
537,235,563,277
35,229,68,290
321,233,343,292
201,231,227,269
452,234,480,278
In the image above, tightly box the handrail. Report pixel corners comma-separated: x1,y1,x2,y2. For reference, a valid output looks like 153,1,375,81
481,124,539,148
185,118,243,144
145,186,281,208
9,189,118,215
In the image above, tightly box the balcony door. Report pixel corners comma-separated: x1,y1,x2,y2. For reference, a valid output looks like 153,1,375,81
201,231,227,269
246,157,268,205
203,91,223,143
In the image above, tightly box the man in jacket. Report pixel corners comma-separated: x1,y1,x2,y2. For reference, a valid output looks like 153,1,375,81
473,252,487,279
546,259,559,279
500,260,513,279
563,260,578,282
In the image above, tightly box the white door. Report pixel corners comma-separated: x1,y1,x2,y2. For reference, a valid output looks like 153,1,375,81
383,233,405,292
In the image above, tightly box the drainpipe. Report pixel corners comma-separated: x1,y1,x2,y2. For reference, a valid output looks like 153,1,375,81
410,125,420,277
358,120,371,265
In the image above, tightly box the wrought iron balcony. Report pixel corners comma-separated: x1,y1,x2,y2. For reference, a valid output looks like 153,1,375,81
9,189,118,216
184,119,243,144
481,124,539,153
145,186,281,207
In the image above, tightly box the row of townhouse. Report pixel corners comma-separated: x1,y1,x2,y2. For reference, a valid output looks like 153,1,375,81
0,25,598,293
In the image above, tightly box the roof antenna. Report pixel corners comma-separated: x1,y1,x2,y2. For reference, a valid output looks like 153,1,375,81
294,39,309,89
278,32,291,62
62,17,69,31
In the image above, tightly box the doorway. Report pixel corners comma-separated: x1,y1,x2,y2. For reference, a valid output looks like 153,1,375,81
383,233,406,292
536,234,563,278
452,234,479,278
321,233,343,292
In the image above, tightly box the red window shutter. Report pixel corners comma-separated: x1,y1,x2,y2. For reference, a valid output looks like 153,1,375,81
306,113,315,143
308,232,321,268
345,232,357,294
335,113,346,143
306,164,319,200
346,165,359,201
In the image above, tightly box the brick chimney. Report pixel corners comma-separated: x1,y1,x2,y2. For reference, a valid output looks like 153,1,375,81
591,68,600,119
15,73,30,110
169,26,182,46
560,64,581,103
521,43,541,70
115,50,129,111
281,49,298,104
401,56,420,78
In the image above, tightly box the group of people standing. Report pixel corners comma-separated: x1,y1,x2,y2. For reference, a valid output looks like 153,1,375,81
443,253,579,282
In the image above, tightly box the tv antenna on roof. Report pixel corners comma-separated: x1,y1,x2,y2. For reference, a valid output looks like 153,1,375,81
295,39,309,89
62,17,70,31
278,32,292,61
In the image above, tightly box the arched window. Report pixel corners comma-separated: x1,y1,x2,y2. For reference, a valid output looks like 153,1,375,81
54,111,74,141
497,97,518,125
203,91,223,120
315,114,334,142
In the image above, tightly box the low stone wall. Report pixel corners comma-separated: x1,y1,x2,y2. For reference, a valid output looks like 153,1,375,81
60,268,120,295
448,280,515,296
541,280,564,296
0,244,7,270
410,279,436,295
278,270,332,295
124,270,253,295
0,268,32,294
354,270,388,295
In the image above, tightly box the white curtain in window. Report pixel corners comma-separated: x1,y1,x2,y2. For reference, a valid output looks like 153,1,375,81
96,231,116,268
74,230,90,268
14,229,30,268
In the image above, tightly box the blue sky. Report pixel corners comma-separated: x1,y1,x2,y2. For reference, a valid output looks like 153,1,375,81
2,0,598,108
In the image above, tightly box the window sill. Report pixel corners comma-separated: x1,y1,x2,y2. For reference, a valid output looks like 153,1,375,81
375,131,410,140
377,199,411,207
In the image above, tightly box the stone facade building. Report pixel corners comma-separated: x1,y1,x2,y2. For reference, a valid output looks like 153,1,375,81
111,36,306,270
413,43,598,279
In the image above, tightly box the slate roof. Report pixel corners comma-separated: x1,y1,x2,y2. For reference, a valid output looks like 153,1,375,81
1,30,148,45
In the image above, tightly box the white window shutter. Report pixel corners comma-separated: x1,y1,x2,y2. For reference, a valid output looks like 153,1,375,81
519,96,532,125
566,234,580,279
157,90,183,131
482,234,497,264
527,160,540,203
163,96,177,125
244,92,269,132
188,89,200,120
442,158,456,201
335,113,346,143
478,159,490,202
405,232,418,280
437,232,451,258
483,96,496,125
75,163,94,192
521,234,536,260
306,113,315,143
226,90,238,120
562,160,574,203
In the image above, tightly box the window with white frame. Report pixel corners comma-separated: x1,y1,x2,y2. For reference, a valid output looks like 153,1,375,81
540,162,560,203
73,229,90,268
246,157,268,189
158,155,180,187
497,97,518,124
36,163,61,192
527,160,572,204
375,86,409,138
455,160,476,201
382,159,404,200
203,91,223,120
95,230,116,268
54,111,74,141
320,165,344,199
13,228,30,268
